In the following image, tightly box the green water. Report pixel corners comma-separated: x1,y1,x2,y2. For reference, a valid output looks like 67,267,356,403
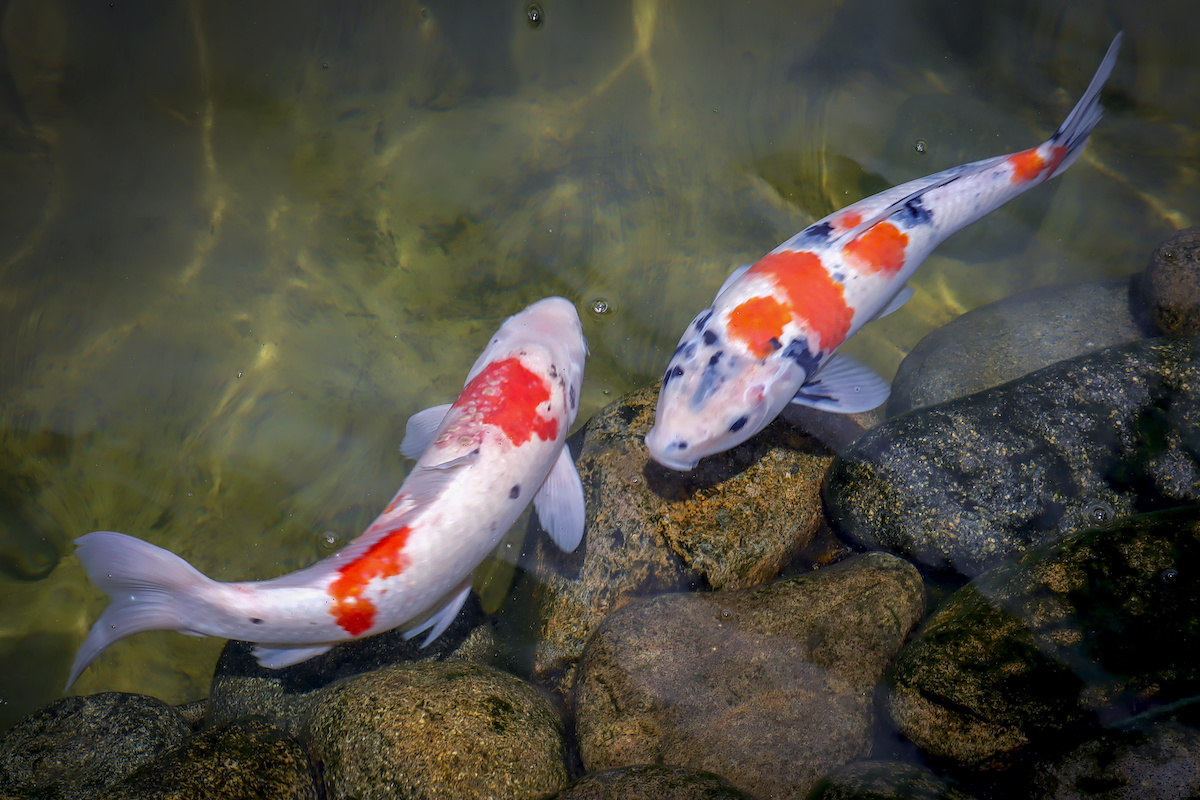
0,0,1195,730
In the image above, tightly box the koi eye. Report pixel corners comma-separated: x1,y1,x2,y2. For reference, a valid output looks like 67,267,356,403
729,416,748,433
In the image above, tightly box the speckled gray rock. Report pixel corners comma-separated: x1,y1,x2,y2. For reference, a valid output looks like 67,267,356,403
575,553,925,800
0,692,192,799
808,760,980,800
886,507,1200,773
887,279,1147,417
826,336,1200,576
94,716,316,800
1132,227,1200,337
207,593,495,731
301,661,567,800
503,384,835,703
549,765,755,799
1029,718,1200,800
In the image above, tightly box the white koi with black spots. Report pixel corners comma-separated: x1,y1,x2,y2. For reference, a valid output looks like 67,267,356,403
646,33,1123,471
66,297,588,687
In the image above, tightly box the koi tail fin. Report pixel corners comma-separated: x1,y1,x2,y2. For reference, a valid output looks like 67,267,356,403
1048,32,1123,179
66,531,213,689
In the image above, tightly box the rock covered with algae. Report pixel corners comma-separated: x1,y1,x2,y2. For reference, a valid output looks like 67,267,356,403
885,506,1200,774
827,336,1200,577
499,383,836,703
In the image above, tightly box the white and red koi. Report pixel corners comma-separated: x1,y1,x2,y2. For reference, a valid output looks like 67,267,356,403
646,34,1123,471
66,297,588,687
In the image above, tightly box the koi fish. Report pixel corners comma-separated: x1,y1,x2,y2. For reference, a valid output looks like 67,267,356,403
66,296,588,687
646,33,1123,471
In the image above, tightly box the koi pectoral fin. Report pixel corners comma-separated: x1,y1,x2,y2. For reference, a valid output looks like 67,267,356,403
533,446,586,552
871,286,914,321
792,352,890,414
251,643,336,669
401,403,453,459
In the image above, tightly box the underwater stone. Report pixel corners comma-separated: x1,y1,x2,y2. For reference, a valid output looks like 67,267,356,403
1132,227,1200,336
574,552,925,800
501,384,833,705
808,760,980,800
0,691,192,799
827,336,1200,576
301,661,567,800
549,764,755,799
885,507,1200,773
207,592,494,731
94,716,316,800
887,279,1147,416
1029,717,1200,800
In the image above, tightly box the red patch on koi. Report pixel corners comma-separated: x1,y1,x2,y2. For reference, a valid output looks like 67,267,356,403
328,525,412,635
836,211,862,229
1008,146,1064,183
727,295,791,359
452,358,558,445
843,222,908,275
747,251,853,352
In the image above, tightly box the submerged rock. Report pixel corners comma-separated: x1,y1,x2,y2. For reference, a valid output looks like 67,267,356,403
549,765,755,799
94,716,316,800
301,661,567,800
809,760,980,800
1132,227,1200,337
574,553,925,800
886,279,1146,417
0,692,192,799
504,384,833,702
886,507,1200,773
207,593,494,730
1030,718,1200,800
889,228,1200,418
826,336,1200,576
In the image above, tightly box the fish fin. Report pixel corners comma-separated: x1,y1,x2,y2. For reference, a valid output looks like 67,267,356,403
66,531,215,689
871,286,914,320
404,578,473,647
1045,32,1122,178
251,643,335,669
400,403,453,459
791,352,890,414
533,446,586,552
716,264,752,299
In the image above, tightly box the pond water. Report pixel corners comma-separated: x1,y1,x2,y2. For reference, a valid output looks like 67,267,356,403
0,0,1196,735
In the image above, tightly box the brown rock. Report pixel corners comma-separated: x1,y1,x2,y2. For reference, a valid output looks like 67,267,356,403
574,553,925,800
549,764,755,799
95,716,316,800
1134,227,1200,336
302,661,567,800
505,384,833,703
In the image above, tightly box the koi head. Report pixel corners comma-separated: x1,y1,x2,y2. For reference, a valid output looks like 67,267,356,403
467,296,588,431
645,307,806,471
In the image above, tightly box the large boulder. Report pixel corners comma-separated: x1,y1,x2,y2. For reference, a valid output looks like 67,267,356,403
574,553,924,800
827,337,1200,576
886,506,1200,773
